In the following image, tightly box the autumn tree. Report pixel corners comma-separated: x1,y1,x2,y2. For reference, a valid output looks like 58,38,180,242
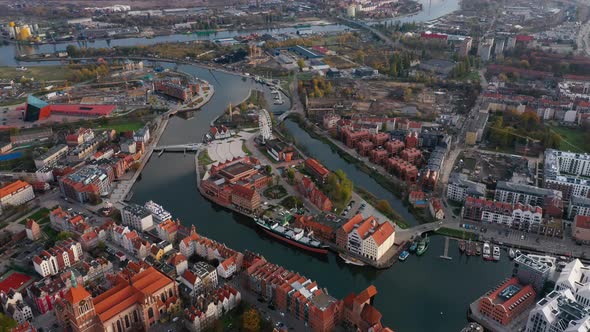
242,308,261,332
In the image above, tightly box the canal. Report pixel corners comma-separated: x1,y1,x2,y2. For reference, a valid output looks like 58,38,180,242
129,64,513,331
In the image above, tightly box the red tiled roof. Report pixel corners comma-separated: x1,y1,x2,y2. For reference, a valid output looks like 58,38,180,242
371,222,395,246
341,214,364,233
356,285,377,304
304,158,330,177
575,215,590,229
0,180,31,199
361,304,383,326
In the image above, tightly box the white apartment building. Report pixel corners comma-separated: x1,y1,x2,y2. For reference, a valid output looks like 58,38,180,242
122,203,154,231
447,173,486,202
545,149,590,200
34,144,68,169
525,289,590,332
0,180,35,212
555,259,590,307
144,200,172,223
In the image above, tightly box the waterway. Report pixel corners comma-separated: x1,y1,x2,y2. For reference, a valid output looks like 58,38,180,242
129,63,513,331
0,0,461,67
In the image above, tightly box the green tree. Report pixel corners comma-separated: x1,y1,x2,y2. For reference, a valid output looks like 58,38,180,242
376,200,394,216
242,308,261,332
0,313,17,331
297,58,305,70
56,231,74,241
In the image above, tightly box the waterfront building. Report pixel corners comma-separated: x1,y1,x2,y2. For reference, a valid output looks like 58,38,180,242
569,196,590,219
156,219,179,243
25,219,41,241
154,79,200,102
34,144,68,169
544,149,590,200
122,203,154,231
525,289,590,332
447,173,486,202
304,158,330,184
385,139,405,155
573,215,590,244
342,285,394,332
231,184,261,214
133,126,150,143
513,254,552,294
144,200,172,223
0,180,34,212
266,139,296,162
478,277,536,326
336,214,395,261
58,166,112,203
33,240,83,277
55,267,180,332
463,197,543,231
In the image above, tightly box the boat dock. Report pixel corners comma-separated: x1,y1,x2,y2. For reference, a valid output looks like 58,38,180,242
440,237,452,260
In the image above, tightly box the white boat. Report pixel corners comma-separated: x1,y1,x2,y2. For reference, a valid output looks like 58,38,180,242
482,242,491,260
508,248,516,259
16,66,27,71
492,246,501,261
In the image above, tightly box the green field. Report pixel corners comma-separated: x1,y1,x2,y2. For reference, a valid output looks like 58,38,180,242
96,121,144,133
549,125,590,153
0,66,71,81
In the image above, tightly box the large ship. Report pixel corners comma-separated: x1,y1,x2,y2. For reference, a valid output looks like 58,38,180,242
255,218,329,254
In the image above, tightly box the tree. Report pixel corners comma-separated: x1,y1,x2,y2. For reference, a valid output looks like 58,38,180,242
376,200,394,216
297,58,305,71
403,88,413,102
286,168,295,184
265,165,273,175
242,308,261,332
56,231,74,241
0,313,17,331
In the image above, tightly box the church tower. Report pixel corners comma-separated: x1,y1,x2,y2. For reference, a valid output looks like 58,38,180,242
58,272,98,332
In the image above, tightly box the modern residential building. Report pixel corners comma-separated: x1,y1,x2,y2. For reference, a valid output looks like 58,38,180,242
144,200,172,223
569,196,590,219
544,149,590,200
555,259,590,306
34,144,68,169
525,289,590,332
0,180,34,212
463,197,543,231
513,254,552,294
122,203,154,231
447,172,486,202
58,166,112,203
478,277,536,326
495,181,561,208
336,214,395,261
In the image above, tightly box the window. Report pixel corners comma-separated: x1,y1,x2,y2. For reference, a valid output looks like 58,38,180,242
125,315,130,328
148,308,154,319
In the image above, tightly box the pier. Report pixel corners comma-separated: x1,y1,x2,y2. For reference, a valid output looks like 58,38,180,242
440,237,452,260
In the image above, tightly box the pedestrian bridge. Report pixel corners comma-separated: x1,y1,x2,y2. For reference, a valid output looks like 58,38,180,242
154,143,205,152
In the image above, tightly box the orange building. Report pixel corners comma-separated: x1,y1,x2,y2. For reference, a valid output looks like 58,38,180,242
231,184,261,213
342,285,393,332
478,277,536,326
304,158,330,184
55,267,180,332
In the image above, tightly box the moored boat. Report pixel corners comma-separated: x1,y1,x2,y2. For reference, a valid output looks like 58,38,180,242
399,251,409,262
255,218,328,254
492,246,501,261
509,248,516,259
459,240,466,253
476,243,482,256
416,236,430,256
339,253,366,266
409,241,418,253
482,242,491,260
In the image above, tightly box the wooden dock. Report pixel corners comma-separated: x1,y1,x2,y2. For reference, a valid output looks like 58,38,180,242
440,237,452,260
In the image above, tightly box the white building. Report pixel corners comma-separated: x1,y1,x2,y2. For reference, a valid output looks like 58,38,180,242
0,290,33,324
556,259,590,307
544,149,590,200
0,180,35,213
525,289,590,332
34,144,68,169
341,215,396,261
447,172,486,202
33,240,83,277
133,126,150,143
144,200,172,223
121,203,154,231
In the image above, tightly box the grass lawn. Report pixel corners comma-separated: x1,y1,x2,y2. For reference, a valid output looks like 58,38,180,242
435,227,477,240
241,141,251,155
198,150,213,165
19,207,50,224
549,125,590,153
0,66,71,81
96,121,144,133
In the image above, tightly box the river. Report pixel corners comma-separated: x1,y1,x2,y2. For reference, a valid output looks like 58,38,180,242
129,63,512,331
0,0,461,67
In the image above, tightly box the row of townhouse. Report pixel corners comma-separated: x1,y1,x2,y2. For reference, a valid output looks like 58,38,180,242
32,239,83,278
463,197,543,230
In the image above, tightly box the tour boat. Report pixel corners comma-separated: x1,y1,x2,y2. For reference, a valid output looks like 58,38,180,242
416,236,430,256
339,253,366,266
255,218,329,254
458,240,466,253
476,243,482,256
509,248,516,259
409,241,418,253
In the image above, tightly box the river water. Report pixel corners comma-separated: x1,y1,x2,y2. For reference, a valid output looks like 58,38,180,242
128,64,512,331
